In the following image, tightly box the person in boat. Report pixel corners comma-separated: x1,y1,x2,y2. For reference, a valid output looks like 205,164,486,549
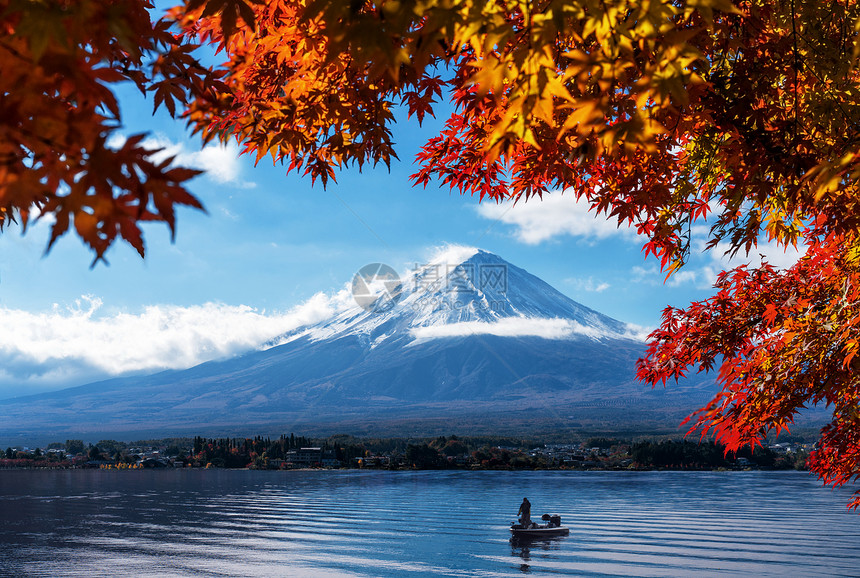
518,497,532,527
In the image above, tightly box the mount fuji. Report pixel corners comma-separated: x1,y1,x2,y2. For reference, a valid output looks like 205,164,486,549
0,247,719,442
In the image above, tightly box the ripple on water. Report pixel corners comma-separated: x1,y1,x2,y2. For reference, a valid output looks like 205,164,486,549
0,469,857,577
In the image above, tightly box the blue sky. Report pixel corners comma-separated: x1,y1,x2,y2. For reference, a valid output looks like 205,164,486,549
0,60,805,399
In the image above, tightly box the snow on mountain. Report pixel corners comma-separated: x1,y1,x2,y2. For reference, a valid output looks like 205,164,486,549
275,246,642,349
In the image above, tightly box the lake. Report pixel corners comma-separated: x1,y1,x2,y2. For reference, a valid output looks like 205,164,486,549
0,469,856,576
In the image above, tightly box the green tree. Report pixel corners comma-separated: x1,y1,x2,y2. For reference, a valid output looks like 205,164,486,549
405,443,442,469
65,440,85,455
97,440,124,455
440,439,469,457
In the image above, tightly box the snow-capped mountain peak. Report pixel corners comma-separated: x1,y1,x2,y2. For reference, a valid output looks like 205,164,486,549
273,248,641,348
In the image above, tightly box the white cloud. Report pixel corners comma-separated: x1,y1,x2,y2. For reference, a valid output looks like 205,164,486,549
689,222,807,272
565,277,611,293
630,265,662,286
0,293,340,393
220,207,240,220
149,135,246,185
622,323,654,342
477,192,807,274
188,141,245,184
715,240,807,270
476,193,640,245
108,133,249,186
425,244,480,267
667,268,704,288
409,317,644,342
629,232,806,290
631,262,719,289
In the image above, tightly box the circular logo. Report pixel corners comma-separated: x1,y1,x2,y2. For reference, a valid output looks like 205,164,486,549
351,263,403,313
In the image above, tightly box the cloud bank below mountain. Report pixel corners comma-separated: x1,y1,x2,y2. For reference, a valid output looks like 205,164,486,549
0,294,340,397
409,317,647,342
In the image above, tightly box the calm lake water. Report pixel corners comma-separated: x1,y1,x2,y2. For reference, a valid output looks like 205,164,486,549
0,469,857,577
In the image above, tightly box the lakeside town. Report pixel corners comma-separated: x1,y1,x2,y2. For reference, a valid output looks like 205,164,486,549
0,433,812,472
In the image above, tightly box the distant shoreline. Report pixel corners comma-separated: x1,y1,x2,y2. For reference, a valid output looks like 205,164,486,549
2,434,811,473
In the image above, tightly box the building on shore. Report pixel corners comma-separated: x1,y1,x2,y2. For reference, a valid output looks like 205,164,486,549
285,447,339,468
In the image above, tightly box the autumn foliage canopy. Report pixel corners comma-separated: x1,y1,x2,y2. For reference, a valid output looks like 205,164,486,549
2,0,860,507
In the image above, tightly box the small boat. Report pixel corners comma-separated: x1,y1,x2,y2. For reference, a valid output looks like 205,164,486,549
510,514,570,539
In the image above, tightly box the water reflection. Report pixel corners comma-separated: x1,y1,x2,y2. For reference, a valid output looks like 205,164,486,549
510,535,568,574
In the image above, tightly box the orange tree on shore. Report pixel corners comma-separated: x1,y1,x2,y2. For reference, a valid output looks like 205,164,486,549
2,0,859,507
